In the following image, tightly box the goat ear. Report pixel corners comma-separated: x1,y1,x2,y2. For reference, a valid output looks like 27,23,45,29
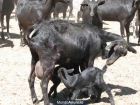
132,0,140,8
98,0,105,6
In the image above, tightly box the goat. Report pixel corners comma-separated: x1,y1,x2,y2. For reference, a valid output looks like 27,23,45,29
0,0,14,39
80,0,140,43
34,61,81,102
16,0,69,46
58,65,114,105
50,0,73,20
25,19,136,105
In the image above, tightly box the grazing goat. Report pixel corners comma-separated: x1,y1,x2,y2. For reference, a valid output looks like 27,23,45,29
58,65,114,105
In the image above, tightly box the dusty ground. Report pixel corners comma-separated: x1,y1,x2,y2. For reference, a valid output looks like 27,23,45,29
0,10,140,105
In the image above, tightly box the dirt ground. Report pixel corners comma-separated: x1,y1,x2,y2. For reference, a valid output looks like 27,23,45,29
0,9,140,105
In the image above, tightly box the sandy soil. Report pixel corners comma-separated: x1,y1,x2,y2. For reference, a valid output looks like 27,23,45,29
0,10,140,105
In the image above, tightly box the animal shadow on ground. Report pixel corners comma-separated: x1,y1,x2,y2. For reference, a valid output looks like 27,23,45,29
9,32,20,39
50,83,137,104
129,42,139,46
0,32,20,48
0,39,14,48
0,32,20,39
101,84,137,103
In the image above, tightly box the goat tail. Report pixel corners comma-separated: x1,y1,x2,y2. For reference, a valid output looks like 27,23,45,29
102,65,107,74
25,25,36,45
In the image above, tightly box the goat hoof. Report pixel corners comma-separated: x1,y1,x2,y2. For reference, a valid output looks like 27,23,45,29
32,98,39,104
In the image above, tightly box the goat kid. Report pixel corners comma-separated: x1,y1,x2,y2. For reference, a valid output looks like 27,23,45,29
58,65,115,105
34,61,80,102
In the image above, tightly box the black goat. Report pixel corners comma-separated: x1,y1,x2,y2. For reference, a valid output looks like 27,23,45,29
34,61,81,100
58,65,114,105
16,0,69,46
81,0,140,43
50,0,73,20
79,0,107,59
0,0,14,39
80,0,105,28
25,19,136,105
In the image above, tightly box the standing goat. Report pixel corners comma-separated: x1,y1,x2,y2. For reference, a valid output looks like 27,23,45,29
0,0,14,39
80,0,140,43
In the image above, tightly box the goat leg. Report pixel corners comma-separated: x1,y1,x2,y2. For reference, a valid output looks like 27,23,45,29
102,84,115,105
28,71,39,104
71,90,80,100
94,85,102,103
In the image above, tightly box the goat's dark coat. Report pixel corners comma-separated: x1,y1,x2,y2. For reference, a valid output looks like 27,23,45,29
58,65,114,105
50,0,73,19
0,0,14,39
25,19,136,105
16,0,69,46
80,0,105,28
81,0,140,43
34,61,80,99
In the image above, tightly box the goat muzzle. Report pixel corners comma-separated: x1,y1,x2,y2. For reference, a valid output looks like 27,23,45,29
106,45,127,65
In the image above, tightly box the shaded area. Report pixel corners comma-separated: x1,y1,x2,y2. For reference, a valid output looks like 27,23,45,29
0,39,14,48
129,42,139,46
0,32,20,39
101,84,137,103
0,32,20,48
9,32,20,39
49,84,137,105
108,84,137,96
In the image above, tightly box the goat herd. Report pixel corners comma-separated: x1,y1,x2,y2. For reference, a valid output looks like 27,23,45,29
0,0,140,105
